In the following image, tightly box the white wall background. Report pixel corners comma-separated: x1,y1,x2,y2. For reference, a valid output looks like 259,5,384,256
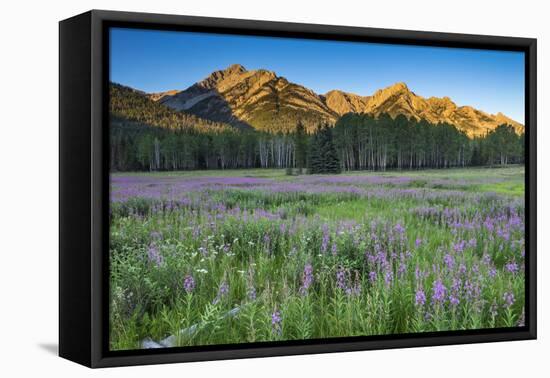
0,0,546,376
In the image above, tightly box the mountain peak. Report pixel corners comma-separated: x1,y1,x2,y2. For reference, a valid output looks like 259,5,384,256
198,64,248,89
367,82,413,112
377,82,410,96
372,82,410,99
389,82,409,91
224,64,247,75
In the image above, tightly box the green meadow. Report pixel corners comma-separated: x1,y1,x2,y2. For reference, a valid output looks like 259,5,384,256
109,166,525,350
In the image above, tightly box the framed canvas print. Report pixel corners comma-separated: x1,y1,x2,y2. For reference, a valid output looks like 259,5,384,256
59,10,537,368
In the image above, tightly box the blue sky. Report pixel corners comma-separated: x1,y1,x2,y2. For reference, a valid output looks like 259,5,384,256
110,27,525,123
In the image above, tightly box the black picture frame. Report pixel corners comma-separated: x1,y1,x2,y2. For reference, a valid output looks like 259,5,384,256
59,9,537,368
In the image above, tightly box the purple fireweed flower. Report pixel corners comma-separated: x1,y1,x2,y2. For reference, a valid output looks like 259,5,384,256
368,271,377,283
398,262,407,278
147,243,163,267
384,270,393,287
219,281,229,296
299,263,314,296
213,281,229,304
415,289,426,306
497,228,510,241
503,292,515,308
453,240,466,254
321,224,330,254
331,242,338,256
463,279,481,301
449,295,460,306
451,278,462,293
336,268,346,290
271,311,282,325
248,286,257,301
345,285,361,297
464,280,474,299
271,310,282,335
489,267,497,278
345,271,362,297
366,252,375,265
484,217,495,232
443,253,455,270
432,280,447,304
183,274,195,294
394,223,405,234
505,262,519,274
415,266,424,280
415,238,422,248
376,251,387,267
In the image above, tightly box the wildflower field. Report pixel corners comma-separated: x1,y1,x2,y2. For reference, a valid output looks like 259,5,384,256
109,166,525,350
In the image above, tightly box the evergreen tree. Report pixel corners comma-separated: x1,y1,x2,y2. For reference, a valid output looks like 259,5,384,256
321,125,341,174
470,140,482,166
294,120,308,174
308,124,341,174
308,127,323,174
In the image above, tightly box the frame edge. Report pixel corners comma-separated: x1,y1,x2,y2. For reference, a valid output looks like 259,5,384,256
59,11,93,368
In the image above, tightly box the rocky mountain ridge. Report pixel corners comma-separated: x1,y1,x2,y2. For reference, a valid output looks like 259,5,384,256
148,64,524,137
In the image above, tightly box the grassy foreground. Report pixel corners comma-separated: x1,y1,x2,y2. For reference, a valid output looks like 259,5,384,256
109,166,525,350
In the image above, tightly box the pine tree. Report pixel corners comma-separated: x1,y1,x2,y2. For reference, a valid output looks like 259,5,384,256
308,128,323,174
321,125,341,174
308,124,341,174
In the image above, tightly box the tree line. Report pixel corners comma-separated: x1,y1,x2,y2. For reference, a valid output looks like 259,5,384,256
110,118,297,171
111,114,523,172
331,113,524,171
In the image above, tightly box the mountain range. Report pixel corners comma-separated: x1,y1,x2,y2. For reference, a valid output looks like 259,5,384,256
137,63,523,137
